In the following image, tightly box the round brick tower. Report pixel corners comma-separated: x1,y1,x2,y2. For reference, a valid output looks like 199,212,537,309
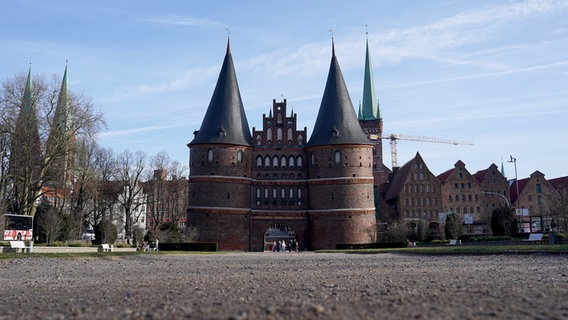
187,39,253,250
306,40,377,250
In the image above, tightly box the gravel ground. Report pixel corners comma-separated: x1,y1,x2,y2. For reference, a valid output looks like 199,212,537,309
1,252,567,320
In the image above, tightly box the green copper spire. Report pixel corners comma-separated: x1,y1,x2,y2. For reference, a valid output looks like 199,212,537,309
23,66,33,113
360,38,379,120
500,160,506,178
55,64,72,135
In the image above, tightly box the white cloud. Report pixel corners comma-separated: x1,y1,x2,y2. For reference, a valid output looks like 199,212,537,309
141,15,223,29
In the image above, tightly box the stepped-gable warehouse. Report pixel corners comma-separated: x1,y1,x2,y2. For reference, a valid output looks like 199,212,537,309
187,39,377,251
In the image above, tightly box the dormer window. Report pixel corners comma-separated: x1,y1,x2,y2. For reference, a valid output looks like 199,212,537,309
332,126,339,137
218,126,226,137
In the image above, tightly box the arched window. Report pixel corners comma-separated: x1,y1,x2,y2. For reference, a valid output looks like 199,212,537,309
277,128,283,142
264,156,270,168
207,149,213,163
289,188,294,199
277,113,283,124
267,128,272,143
298,135,304,145
281,188,286,199
287,128,293,143
289,156,295,167
237,150,243,163
334,151,341,164
273,188,277,199
280,155,287,167
298,189,302,199
256,188,261,199
256,155,263,168
296,156,303,168
256,135,262,145
264,188,269,198
272,156,279,167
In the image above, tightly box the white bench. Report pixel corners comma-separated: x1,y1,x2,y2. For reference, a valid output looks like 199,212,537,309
522,233,543,244
10,241,33,253
448,239,461,246
99,244,113,252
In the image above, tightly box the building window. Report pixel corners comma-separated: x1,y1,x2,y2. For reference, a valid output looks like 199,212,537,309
237,150,243,163
256,188,261,199
272,156,279,168
334,151,341,165
281,188,286,199
256,156,263,168
207,149,213,163
277,113,283,124
536,183,542,193
287,128,293,143
297,156,303,168
298,189,302,199
267,128,272,143
281,156,287,167
273,188,277,199
264,156,270,168
264,188,269,198
289,155,295,167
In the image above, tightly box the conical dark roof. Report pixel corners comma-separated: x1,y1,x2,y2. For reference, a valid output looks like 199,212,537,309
188,40,252,147
307,41,372,147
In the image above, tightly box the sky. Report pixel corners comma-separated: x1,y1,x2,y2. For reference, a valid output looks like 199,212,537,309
2,0,567,180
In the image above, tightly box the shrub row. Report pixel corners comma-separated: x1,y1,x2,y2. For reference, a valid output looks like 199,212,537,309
336,242,406,250
158,242,218,252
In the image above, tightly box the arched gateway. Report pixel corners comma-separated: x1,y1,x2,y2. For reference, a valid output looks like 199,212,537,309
263,223,296,251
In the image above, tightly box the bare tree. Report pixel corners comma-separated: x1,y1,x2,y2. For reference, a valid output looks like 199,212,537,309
145,151,188,231
36,207,62,244
0,71,105,218
114,150,147,241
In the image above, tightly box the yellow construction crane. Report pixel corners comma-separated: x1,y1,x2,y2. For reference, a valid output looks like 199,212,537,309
368,134,473,168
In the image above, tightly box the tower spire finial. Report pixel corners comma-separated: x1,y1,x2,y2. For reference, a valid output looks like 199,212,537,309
225,28,231,53
328,29,335,55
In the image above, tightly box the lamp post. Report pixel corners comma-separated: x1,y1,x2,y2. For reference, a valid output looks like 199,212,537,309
508,155,522,232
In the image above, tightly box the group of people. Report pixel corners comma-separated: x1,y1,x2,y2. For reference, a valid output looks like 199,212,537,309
269,239,299,252
137,239,159,251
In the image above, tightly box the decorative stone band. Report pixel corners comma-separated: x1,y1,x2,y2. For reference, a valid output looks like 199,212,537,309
307,208,375,216
188,175,252,183
306,177,374,185
188,206,250,215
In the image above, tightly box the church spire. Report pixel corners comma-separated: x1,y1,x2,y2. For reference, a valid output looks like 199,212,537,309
23,66,33,113
307,39,372,147
54,63,72,135
189,38,252,146
360,36,379,120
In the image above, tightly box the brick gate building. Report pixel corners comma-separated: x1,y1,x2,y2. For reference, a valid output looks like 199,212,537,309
187,40,376,251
